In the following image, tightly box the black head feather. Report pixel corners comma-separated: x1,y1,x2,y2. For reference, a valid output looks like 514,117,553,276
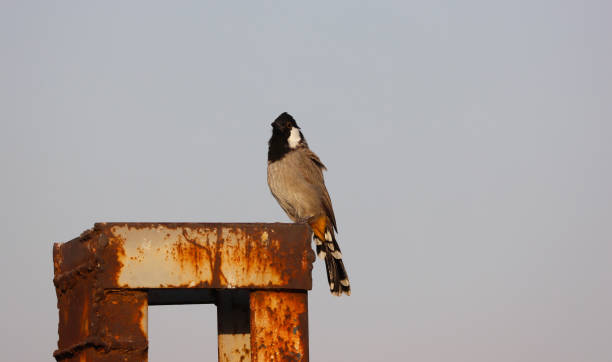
271,112,300,131
268,112,304,162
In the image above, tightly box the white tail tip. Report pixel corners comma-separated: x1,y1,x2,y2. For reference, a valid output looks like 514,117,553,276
325,231,332,241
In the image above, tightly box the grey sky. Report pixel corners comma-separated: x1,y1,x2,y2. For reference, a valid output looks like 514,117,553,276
1,1,611,361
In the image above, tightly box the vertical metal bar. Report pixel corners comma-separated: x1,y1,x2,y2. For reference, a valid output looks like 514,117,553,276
250,291,309,362
54,289,148,361
217,290,251,362
95,290,148,361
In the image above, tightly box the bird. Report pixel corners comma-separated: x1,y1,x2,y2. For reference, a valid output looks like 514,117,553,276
267,112,350,296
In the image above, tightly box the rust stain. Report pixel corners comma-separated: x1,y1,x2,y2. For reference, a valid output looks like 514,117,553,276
218,333,251,362
96,290,148,349
98,223,312,289
96,224,127,289
54,290,148,361
250,291,309,361
53,223,312,361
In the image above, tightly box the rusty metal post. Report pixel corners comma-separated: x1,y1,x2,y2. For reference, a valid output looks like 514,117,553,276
86,290,148,361
250,291,309,362
53,237,148,360
217,290,251,361
53,223,313,361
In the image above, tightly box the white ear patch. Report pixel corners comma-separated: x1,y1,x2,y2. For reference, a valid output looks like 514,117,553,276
287,127,301,148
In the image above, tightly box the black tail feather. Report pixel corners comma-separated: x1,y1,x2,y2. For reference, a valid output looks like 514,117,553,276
315,233,350,296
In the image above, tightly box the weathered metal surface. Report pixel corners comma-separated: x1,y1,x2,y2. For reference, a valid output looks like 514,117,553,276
53,289,148,361
53,231,97,359
53,223,313,361
97,223,313,290
96,291,148,354
250,291,309,362
217,290,251,362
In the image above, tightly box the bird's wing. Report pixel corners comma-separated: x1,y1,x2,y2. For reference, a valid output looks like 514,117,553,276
296,148,337,232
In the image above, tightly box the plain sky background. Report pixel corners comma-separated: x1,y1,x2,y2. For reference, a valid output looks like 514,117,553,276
1,1,611,361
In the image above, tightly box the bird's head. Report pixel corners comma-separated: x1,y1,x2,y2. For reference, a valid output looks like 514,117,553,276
271,112,304,149
271,112,300,131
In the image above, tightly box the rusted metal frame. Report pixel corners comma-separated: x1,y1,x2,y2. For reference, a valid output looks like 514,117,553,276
53,238,97,360
217,290,252,362
54,287,148,361
96,222,313,290
54,223,314,361
54,230,148,361
54,294,148,360
250,290,309,362
215,289,310,362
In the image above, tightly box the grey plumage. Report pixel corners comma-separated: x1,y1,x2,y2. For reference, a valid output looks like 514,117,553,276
267,112,350,296
267,148,335,226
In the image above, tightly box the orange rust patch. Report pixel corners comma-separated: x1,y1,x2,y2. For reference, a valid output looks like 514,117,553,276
53,223,314,360
101,223,311,289
250,291,308,361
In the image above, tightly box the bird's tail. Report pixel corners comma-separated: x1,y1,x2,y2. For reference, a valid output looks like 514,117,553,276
312,226,350,296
